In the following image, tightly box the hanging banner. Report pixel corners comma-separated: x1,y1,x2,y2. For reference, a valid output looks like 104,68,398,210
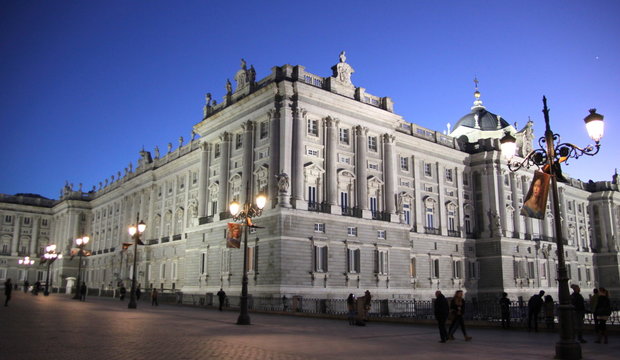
520,170,550,219
226,223,242,248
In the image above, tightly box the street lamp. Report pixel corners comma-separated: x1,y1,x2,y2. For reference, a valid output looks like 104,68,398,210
42,244,62,296
19,256,35,289
127,216,146,309
72,236,90,300
501,97,604,360
229,184,267,325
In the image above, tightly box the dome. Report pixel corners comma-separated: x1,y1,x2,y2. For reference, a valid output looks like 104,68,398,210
453,107,510,132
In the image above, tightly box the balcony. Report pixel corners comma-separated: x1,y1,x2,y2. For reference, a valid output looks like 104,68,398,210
147,239,159,245
447,230,461,238
308,202,330,214
371,211,391,222
172,234,182,241
424,227,441,235
161,236,170,243
341,206,362,218
198,216,214,225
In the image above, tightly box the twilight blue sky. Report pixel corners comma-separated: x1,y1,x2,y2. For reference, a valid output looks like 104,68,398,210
1,0,618,199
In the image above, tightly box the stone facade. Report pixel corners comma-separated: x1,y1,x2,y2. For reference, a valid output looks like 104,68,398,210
1,55,619,303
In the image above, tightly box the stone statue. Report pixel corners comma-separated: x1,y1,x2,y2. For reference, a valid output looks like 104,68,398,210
488,210,502,235
178,136,184,148
117,171,121,179
78,183,82,191
111,175,115,182
168,142,173,153
128,162,133,173
91,185,96,192
276,173,289,193
154,146,160,159
191,130,197,141
339,51,346,63
104,179,109,187
226,79,232,94
99,182,103,190
240,58,247,70
205,92,212,106
613,168,618,184
249,65,256,83
332,51,354,85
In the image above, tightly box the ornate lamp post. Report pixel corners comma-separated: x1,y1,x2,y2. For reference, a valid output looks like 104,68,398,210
229,184,267,325
42,244,62,296
72,236,90,300
127,216,146,309
18,256,35,288
501,97,604,360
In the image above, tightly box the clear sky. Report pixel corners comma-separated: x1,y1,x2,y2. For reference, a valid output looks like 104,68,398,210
1,0,618,199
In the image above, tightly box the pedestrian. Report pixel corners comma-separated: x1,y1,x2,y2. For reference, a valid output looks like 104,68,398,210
447,290,472,341
527,290,544,332
499,292,511,329
570,284,586,342
136,284,142,301
79,281,87,302
34,281,41,295
590,288,599,332
434,290,450,342
593,287,611,344
217,288,226,311
363,290,372,322
23,280,29,293
282,295,288,311
4,278,12,306
543,295,555,330
347,293,356,325
151,288,159,306
119,285,127,301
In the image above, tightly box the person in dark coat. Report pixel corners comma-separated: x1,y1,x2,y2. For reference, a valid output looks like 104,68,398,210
570,284,586,342
217,288,226,311
527,290,545,332
347,293,356,325
23,280,29,293
136,285,142,301
4,278,12,306
151,288,159,306
499,292,511,329
543,295,555,330
79,282,87,301
447,290,472,341
119,285,127,301
593,287,611,344
434,290,450,342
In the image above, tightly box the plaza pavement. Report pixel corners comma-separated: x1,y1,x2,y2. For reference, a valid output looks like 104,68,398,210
1,291,617,360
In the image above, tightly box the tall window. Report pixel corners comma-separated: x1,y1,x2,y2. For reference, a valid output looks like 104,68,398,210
424,163,432,177
368,136,377,151
400,156,409,171
452,260,463,278
369,197,378,214
425,200,436,229
376,250,388,275
445,169,453,182
410,257,417,278
214,143,221,158
340,192,349,210
160,263,166,280
308,119,319,136
403,204,411,225
247,246,257,272
447,206,456,231
339,128,350,144
464,214,472,234
308,186,317,203
347,227,357,236
528,262,535,279
171,262,178,280
259,122,268,139
432,258,440,278
314,223,325,233
467,261,478,279
235,134,243,149
313,244,328,272
200,252,208,275
347,248,360,273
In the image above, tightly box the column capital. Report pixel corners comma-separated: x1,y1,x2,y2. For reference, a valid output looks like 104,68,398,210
323,116,339,127
241,120,254,132
382,133,396,144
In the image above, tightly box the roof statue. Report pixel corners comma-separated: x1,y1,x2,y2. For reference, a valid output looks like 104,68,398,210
331,51,354,86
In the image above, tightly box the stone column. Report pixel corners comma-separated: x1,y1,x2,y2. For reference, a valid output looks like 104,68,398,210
495,168,507,236
437,163,447,235
522,175,533,238
197,142,211,218
355,126,369,218
241,121,255,205
456,168,465,238
382,134,397,220
509,173,521,238
413,156,423,233
30,216,39,255
292,108,306,209
479,167,492,238
11,215,21,255
217,132,231,218
268,109,280,208
278,84,294,207
558,187,569,243
325,117,339,213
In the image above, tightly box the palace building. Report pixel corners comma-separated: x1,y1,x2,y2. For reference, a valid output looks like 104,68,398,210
1,54,619,302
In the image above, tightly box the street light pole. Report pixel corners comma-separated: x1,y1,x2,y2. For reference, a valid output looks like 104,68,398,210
73,236,90,300
42,244,62,296
501,97,604,360
127,215,146,309
229,181,267,325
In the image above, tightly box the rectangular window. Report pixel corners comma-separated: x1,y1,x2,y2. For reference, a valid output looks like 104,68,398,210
308,119,319,136
577,267,582,281
448,212,456,231
347,248,360,273
400,157,409,171
368,136,377,151
171,262,177,280
403,204,411,225
0,268,6,280
340,192,349,210
247,246,256,272
314,223,325,233
24,217,31,225
308,186,317,203
468,261,478,279
426,209,435,229
260,122,268,139
42,219,48,226
445,169,453,182
214,143,221,158
566,264,572,279
376,250,388,275
528,262,535,278
539,262,547,278
160,263,166,280
586,268,591,282
465,215,472,234
307,148,319,156
368,162,379,170
410,257,416,278
235,134,243,149
377,230,386,239
313,245,328,272
347,227,357,236
424,163,432,177
453,260,463,279
432,258,440,278
338,154,351,164
339,128,350,144
4,215,12,223
369,197,378,214
200,252,208,275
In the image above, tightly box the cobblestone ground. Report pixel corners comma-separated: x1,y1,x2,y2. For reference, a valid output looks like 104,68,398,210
1,291,618,360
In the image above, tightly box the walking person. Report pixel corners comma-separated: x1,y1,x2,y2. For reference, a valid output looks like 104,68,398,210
23,280,29,293
590,288,600,334
151,287,159,306
362,290,372,322
499,292,511,329
593,287,611,344
527,290,545,332
217,288,226,311
4,278,12,306
34,281,41,295
346,293,356,325
434,291,450,342
543,295,555,330
79,281,87,302
136,284,142,301
119,285,127,301
570,284,586,342
447,290,472,341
